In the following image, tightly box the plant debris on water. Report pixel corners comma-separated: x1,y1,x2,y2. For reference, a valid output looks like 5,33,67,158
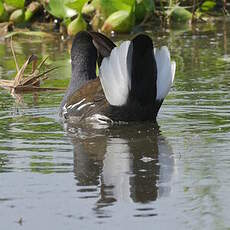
0,37,65,95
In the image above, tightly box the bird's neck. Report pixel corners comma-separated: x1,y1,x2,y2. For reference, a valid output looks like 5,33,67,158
60,46,97,110
70,52,97,91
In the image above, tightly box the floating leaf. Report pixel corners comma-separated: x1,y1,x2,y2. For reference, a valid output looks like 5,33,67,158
4,0,25,9
0,0,8,22
135,0,155,22
102,9,134,33
82,2,95,15
67,13,87,36
9,9,24,24
25,2,41,22
91,0,132,19
45,0,76,19
0,0,4,15
170,6,192,22
123,0,136,6
200,1,216,12
138,0,154,12
65,0,88,13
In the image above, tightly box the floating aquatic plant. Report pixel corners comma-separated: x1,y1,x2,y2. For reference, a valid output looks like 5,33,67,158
45,0,76,19
0,37,63,94
0,0,228,35
65,0,88,36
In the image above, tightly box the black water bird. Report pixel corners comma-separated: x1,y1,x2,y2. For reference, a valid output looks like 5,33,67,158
60,31,176,124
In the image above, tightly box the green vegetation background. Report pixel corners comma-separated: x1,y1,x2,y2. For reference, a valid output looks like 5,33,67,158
0,0,228,36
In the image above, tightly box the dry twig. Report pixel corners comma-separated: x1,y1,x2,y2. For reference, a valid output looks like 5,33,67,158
0,37,65,94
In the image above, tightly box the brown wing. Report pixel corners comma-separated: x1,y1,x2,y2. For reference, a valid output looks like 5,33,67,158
64,78,109,120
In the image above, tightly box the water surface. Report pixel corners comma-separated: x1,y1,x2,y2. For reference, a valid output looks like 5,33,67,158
1,20,230,230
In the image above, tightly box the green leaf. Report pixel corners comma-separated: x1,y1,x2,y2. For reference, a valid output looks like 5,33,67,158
142,0,154,12
0,1,8,22
9,9,24,23
65,0,88,13
82,2,95,15
123,0,135,6
25,2,41,22
45,0,77,19
102,9,134,33
91,0,132,19
200,1,216,12
67,13,87,36
4,0,25,9
135,0,154,22
0,0,4,15
170,6,192,22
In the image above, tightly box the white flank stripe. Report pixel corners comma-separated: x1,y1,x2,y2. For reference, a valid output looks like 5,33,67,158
70,98,86,109
77,102,93,111
99,41,131,106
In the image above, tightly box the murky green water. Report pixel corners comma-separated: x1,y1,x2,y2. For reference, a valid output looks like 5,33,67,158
1,20,230,230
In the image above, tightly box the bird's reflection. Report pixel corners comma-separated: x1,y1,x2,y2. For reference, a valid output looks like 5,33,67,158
68,122,175,215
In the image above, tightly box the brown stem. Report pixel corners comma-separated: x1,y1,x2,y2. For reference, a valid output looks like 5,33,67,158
192,0,196,23
10,37,19,73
